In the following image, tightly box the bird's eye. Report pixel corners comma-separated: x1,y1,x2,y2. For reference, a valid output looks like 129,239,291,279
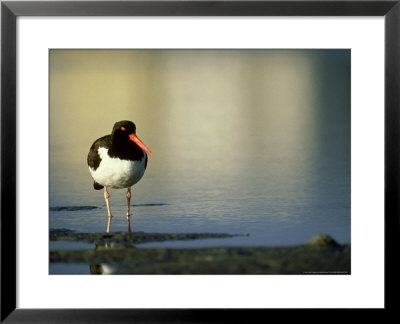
121,126,126,131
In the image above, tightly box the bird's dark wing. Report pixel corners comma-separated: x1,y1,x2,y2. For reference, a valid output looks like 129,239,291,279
93,181,104,190
145,153,148,170
87,135,111,171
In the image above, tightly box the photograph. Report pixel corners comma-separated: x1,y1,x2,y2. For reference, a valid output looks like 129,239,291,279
49,49,351,275
3,0,397,319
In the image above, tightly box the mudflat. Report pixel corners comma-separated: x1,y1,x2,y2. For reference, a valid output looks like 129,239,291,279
50,229,350,275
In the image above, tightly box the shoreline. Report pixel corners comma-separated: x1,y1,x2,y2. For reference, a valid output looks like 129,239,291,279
50,230,351,275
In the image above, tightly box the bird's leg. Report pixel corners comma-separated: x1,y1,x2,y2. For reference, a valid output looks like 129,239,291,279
126,187,132,217
104,186,112,233
126,187,131,232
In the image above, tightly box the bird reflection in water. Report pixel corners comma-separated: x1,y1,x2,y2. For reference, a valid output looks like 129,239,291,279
107,203,167,233
89,242,135,275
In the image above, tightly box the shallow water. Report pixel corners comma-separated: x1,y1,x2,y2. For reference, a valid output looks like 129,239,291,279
49,50,350,252
49,263,91,275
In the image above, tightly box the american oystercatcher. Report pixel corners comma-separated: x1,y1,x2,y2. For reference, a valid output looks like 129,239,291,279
87,120,152,232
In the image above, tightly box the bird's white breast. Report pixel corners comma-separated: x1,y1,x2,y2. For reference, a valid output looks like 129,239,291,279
89,147,146,189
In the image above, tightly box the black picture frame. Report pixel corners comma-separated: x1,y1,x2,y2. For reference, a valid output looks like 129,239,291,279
1,0,399,322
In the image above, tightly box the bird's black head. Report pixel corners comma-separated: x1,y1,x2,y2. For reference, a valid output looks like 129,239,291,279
112,120,136,138
110,120,152,157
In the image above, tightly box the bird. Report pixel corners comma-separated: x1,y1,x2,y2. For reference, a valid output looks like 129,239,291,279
87,120,152,232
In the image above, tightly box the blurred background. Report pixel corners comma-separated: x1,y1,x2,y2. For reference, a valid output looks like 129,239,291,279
49,49,350,248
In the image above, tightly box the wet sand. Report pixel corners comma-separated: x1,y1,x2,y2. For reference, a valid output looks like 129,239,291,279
50,229,350,275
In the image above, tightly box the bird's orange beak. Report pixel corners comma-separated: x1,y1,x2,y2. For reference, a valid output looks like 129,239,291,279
129,133,152,156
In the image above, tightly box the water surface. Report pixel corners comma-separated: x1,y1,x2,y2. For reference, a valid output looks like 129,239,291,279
50,49,350,249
